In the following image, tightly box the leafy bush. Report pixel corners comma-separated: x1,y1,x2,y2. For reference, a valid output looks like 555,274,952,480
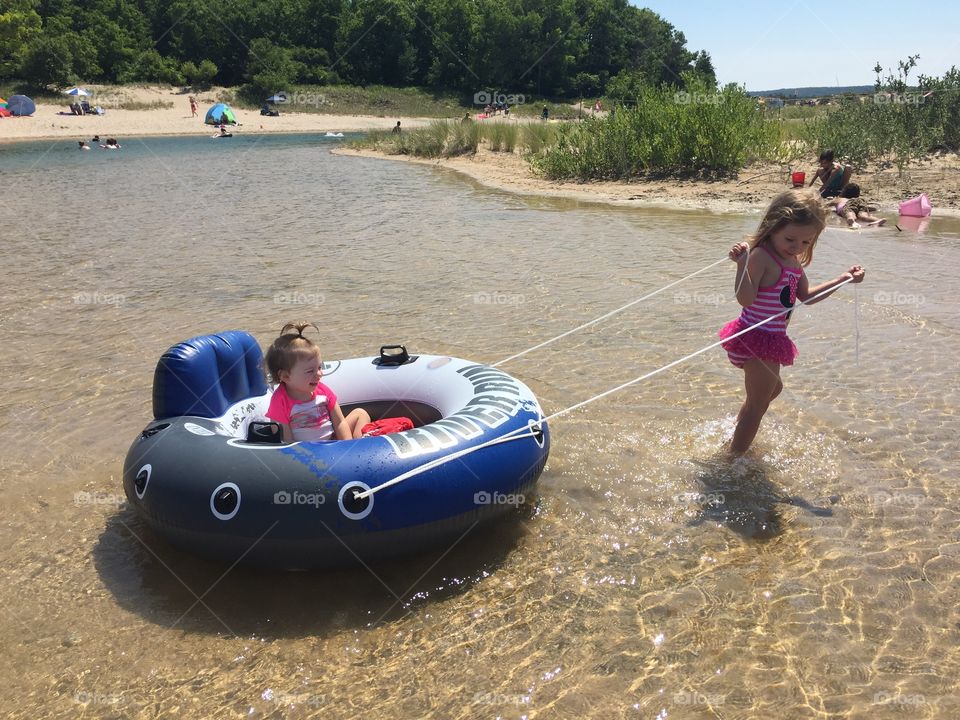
20,35,71,88
604,69,647,105
244,39,303,97
118,49,183,85
801,57,960,171
531,76,781,179
181,61,199,84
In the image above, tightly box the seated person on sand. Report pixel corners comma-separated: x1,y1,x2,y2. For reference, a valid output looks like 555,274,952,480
824,183,885,228
810,149,851,198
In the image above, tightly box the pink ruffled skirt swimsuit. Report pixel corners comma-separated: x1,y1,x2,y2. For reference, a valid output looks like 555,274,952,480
719,247,801,368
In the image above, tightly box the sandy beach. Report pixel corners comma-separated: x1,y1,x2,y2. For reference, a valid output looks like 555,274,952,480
337,144,960,216
0,85,430,141
4,85,959,216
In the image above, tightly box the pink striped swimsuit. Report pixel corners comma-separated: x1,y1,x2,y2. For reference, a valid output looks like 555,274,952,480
718,246,801,368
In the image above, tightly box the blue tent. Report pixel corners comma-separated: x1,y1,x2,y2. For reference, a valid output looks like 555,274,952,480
204,103,237,126
7,95,36,116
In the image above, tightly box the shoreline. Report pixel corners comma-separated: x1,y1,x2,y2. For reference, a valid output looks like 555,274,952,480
336,146,960,217
0,109,431,143
4,83,958,217
0,86,433,142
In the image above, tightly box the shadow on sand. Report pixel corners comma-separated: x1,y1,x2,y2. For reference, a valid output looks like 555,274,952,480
685,453,837,540
92,502,534,639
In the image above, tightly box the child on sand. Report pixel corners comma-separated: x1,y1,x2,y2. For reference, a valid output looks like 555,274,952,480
264,322,371,442
189,96,198,117
810,149,850,198
824,183,886,228
718,189,865,454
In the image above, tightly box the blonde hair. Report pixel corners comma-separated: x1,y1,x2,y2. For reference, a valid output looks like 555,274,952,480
265,322,322,384
749,189,826,267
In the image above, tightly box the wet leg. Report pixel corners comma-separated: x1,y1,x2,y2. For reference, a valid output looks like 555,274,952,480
858,212,886,226
730,360,782,454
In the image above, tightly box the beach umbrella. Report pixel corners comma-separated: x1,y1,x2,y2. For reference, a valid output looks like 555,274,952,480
65,87,92,97
264,94,286,104
0,96,6,107
7,95,36,116
204,103,237,126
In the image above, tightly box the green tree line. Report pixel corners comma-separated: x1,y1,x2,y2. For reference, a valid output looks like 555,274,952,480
0,0,714,97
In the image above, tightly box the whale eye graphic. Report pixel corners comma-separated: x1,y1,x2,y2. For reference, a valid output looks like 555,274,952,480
210,482,241,520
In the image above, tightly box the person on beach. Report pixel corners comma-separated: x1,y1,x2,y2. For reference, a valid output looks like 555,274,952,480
392,120,401,134
718,189,865,454
810,149,850,198
264,322,371,443
189,96,198,117
101,138,121,149
78,140,90,150
541,106,549,121
824,183,886,228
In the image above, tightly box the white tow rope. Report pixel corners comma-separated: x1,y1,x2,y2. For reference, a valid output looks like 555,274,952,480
854,283,861,365
492,257,729,367
355,274,856,500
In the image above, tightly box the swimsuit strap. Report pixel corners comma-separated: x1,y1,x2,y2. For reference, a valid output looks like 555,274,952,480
760,244,788,269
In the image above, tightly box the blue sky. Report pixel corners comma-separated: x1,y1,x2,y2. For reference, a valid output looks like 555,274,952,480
634,1,960,91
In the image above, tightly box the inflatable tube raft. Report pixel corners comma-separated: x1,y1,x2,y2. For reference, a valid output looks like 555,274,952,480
122,331,549,569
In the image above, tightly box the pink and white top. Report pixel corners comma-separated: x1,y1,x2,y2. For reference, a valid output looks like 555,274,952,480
739,246,801,334
266,382,338,442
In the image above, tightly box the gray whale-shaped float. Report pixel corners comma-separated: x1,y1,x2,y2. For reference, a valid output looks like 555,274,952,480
122,331,550,569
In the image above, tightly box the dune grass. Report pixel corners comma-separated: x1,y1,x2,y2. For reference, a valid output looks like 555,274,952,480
349,118,559,158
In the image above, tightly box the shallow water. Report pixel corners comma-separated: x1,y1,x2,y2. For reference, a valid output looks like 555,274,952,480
1,134,959,719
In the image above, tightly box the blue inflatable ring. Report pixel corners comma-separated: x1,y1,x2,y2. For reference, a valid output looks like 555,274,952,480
122,331,550,569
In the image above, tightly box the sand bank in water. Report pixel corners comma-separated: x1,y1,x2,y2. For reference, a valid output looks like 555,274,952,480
336,145,960,216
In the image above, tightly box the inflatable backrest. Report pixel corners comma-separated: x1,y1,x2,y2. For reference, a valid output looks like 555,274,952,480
153,331,268,419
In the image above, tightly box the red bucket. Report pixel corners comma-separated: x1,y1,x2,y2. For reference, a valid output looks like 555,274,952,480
791,171,805,187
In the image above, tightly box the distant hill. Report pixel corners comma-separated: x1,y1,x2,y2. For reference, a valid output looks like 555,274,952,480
748,85,873,98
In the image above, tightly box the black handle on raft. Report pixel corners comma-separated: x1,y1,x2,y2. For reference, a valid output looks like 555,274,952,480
378,345,409,366
246,421,283,444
